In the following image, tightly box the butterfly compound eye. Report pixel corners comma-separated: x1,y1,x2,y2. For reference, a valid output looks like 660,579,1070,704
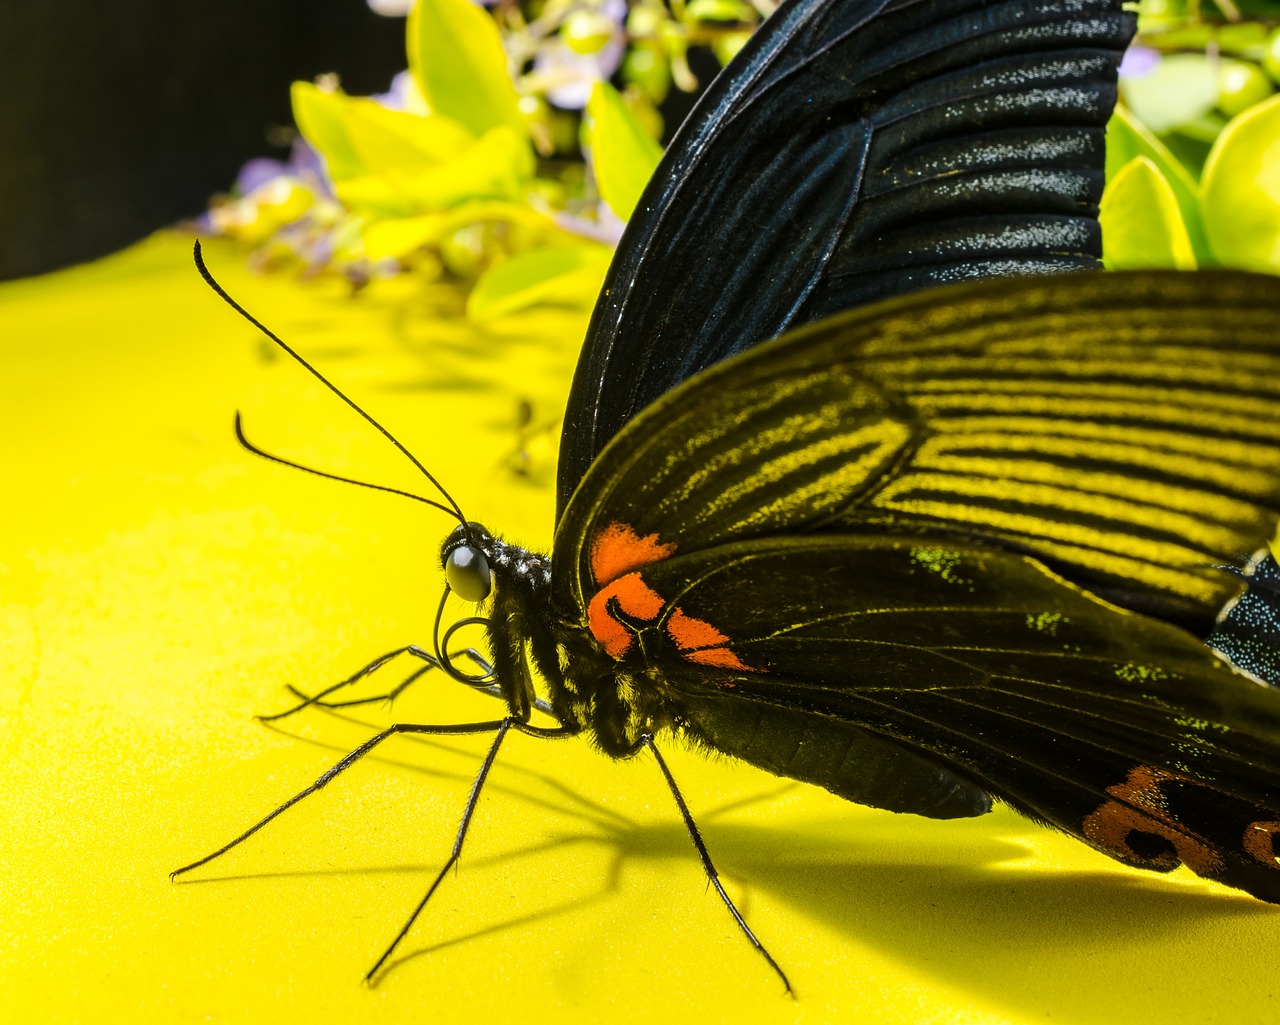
445,545,492,602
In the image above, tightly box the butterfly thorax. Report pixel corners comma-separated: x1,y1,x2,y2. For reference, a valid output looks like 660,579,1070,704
443,523,678,758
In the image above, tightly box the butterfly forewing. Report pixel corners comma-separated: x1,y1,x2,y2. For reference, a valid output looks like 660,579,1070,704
555,272,1280,633
557,0,1136,511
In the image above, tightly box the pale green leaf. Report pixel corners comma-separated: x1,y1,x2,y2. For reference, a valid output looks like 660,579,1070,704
467,245,612,322
408,0,524,138
362,200,562,260
1106,106,1211,263
361,215,446,260
685,0,756,22
337,126,533,216
341,100,475,173
1201,94,1280,273
291,82,366,180
1120,53,1218,133
585,82,663,221
1100,157,1197,270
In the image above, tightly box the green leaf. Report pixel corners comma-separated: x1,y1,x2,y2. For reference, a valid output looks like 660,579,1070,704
1120,53,1218,133
467,244,612,321
585,82,663,221
684,0,756,22
1135,0,1192,33
340,100,475,174
361,214,446,260
361,199,558,260
1201,93,1280,273
1100,157,1197,270
291,82,367,181
408,0,524,139
337,126,534,216
1106,106,1211,263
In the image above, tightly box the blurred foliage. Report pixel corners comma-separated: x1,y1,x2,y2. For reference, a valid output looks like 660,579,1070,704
204,0,760,318
1102,0,1280,272
205,0,1278,320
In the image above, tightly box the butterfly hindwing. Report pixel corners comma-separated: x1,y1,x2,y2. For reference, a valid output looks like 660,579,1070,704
568,531,1280,901
557,0,1136,512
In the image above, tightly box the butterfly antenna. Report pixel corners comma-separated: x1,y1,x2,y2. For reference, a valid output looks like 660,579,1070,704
234,413,457,516
193,239,467,526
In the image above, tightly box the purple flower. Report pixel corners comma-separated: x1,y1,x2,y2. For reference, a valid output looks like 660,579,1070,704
235,158,290,196
371,70,417,112
535,0,627,109
1119,45,1160,80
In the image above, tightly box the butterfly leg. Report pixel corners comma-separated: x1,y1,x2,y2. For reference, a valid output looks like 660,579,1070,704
364,716,571,980
272,647,496,718
643,734,793,995
170,716,566,881
171,716,572,978
257,645,430,722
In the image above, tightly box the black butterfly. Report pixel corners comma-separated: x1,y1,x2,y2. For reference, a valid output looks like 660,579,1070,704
174,0,1280,993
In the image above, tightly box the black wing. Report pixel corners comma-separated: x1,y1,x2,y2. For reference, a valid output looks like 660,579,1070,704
632,534,1280,902
1208,553,1280,686
556,0,1136,514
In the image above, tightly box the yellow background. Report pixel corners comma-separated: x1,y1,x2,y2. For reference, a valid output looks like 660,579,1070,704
2,233,1276,1023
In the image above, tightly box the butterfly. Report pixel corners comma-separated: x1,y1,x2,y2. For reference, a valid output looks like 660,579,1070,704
173,0,1280,993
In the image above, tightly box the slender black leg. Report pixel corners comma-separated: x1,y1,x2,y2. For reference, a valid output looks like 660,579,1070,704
258,646,436,722
643,734,793,995
170,717,570,879
284,663,433,712
365,716,513,981
282,648,495,713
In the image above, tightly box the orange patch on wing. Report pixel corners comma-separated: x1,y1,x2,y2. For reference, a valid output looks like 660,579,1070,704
584,554,759,673
1081,765,1224,876
666,607,731,650
590,521,677,586
1244,820,1280,867
588,572,665,658
686,647,756,671
667,608,756,671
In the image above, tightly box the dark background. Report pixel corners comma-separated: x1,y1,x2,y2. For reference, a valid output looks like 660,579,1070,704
0,1,405,279
0,2,718,281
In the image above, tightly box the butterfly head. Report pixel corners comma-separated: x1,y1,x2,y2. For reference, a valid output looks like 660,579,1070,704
441,523,494,604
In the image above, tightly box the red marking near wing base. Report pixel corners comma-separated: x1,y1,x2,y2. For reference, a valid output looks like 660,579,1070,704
686,647,756,671
588,573,759,671
590,521,677,586
667,608,756,671
588,573,665,658
666,607,730,649
585,522,757,672
1245,821,1280,867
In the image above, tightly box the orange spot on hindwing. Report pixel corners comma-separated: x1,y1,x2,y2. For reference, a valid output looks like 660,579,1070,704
584,523,756,673
1082,765,1224,875
589,522,678,586
588,573,665,659
1244,821,1280,867
666,608,754,671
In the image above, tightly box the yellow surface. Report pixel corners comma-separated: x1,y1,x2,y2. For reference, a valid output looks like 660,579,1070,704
2,233,1277,1024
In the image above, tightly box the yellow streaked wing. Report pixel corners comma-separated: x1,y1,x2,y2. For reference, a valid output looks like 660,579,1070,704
553,270,1280,632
